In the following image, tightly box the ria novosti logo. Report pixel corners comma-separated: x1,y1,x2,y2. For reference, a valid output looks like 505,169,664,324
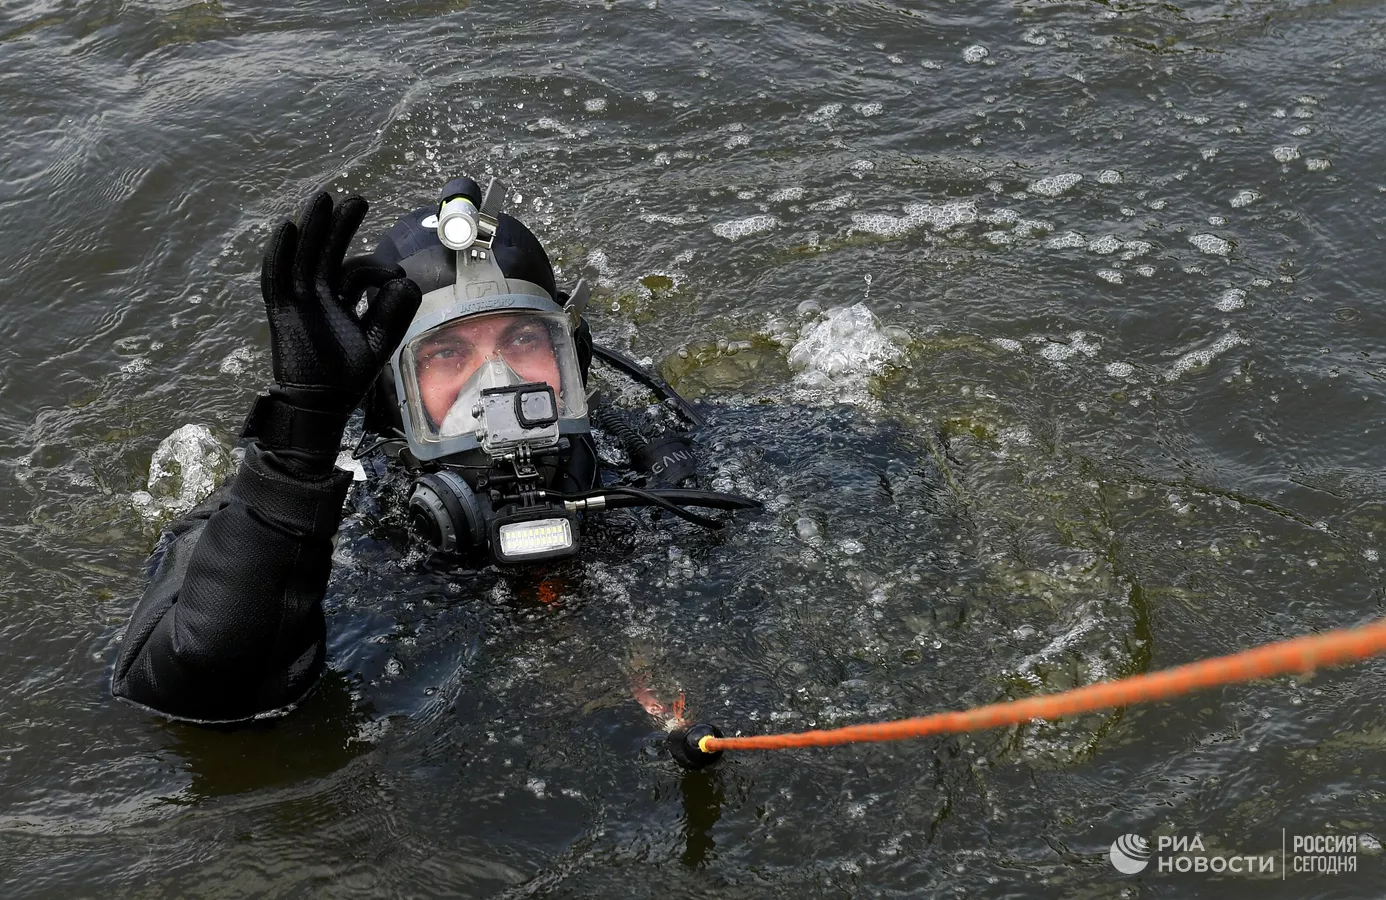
1109,834,1151,874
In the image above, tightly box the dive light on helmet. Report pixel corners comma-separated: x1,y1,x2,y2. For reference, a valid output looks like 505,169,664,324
436,195,480,250
407,469,580,563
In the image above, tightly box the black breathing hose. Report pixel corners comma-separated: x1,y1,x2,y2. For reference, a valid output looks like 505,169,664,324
554,486,762,530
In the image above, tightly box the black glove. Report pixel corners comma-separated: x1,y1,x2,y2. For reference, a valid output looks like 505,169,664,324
243,192,422,476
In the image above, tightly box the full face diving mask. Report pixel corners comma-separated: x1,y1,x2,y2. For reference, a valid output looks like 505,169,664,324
388,177,594,564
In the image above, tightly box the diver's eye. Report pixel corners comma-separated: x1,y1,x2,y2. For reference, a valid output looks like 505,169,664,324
419,342,473,366
503,324,552,354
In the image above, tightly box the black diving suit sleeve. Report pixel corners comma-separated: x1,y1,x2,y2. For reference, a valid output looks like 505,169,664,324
110,441,353,723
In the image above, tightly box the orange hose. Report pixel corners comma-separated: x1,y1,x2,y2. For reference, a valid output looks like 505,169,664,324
699,617,1386,754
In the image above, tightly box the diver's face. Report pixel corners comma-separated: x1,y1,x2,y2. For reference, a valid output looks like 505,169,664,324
414,314,562,425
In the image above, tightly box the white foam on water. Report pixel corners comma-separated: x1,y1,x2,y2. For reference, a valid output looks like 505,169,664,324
1039,331,1100,364
530,117,577,139
1087,235,1121,255
850,212,913,237
1208,215,1227,226
1201,148,1220,160
1029,173,1083,196
726,134,750,149
1015,219,1053,237
1097,169,1121,184
851,201,976,237
638,213,688,225
921,59,941,70
850,159,875,174
1105,361,1135,379
1022,29,1047,45
584,98,607,112
1273,145,1301,162
807,103,843,124
1189,233,1232,256
1045,231,1086,250
963,45,989,63
991,337,1023,352
983,231,1011,245
1214,288,1247,311
1147,198,1167,210
219,346,254,375
1120,240,1153,259
1096,269,1124,284
810,193,854,212
1291,125,1312,136
712,215,779,240
902,201,977,230
1230,190,1260,207
769,186,806,202
787,304,905,383
1306,158,1331,171
1166,331,1246,380
1135,265,1155,277
586,249,613,284
982,208,1019,225
854,102,883,117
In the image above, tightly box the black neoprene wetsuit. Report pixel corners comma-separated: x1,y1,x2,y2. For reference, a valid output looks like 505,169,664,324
110,442,353,723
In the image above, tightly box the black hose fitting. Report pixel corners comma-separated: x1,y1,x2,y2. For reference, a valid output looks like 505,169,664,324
592,403,696,486
668,723,725,770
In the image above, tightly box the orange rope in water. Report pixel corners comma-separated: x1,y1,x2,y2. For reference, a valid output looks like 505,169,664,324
698,617,1386,754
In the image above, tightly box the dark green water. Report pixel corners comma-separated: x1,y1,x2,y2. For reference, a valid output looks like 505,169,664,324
3,1,1385,896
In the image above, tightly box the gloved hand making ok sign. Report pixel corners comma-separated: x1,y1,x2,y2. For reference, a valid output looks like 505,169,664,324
242,192,422,478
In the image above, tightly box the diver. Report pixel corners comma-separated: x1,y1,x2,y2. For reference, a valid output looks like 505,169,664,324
110,177,758,725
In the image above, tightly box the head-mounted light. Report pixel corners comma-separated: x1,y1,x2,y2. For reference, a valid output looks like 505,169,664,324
437,196,479,250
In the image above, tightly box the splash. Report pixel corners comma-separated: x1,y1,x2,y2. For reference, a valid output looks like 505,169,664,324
130,424,235,521
787,304,906,386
